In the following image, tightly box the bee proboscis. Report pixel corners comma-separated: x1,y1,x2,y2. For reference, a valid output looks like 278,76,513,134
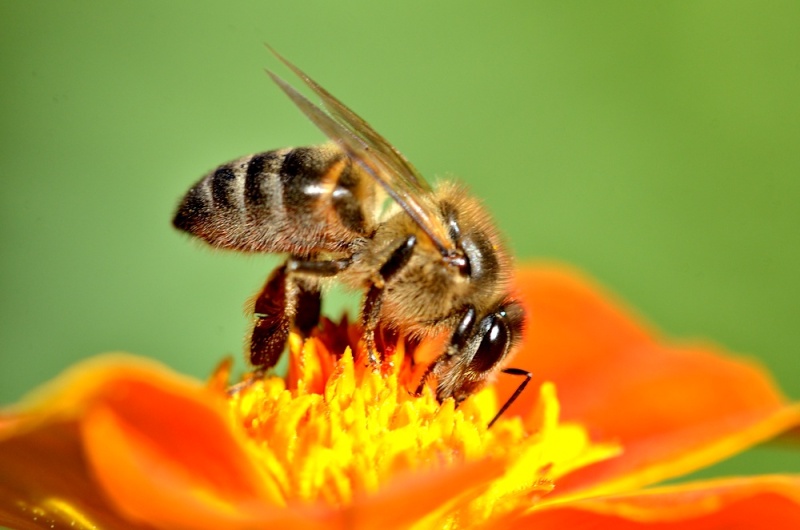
173,49,530,424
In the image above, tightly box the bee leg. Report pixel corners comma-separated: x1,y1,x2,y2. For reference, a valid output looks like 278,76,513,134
286,257,352,276
414,305,476,397
250,264,291,370
294,283,321,337
286,257,351,336
362,235,418,365
487,368,532,428
250,257,351,371
413,362,436,397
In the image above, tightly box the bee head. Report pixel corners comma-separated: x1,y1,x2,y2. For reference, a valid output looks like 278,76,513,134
436,298,526,404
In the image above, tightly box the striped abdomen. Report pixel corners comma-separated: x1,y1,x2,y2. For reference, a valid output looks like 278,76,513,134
173,143,377,255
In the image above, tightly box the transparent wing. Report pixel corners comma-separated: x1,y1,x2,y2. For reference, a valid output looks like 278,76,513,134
268,46,430,194
266,48,453,254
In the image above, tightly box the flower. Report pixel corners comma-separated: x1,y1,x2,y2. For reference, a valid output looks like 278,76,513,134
1,265,799,529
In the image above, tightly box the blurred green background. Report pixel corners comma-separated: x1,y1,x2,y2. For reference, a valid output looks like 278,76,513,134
1,0,798,482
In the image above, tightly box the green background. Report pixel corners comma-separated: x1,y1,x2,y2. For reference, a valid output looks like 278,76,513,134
2,0,798,482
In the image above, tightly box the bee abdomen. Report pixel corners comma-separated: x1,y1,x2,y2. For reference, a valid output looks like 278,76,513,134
173,144,375,254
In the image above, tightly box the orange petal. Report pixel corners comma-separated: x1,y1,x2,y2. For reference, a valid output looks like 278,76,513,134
0,413,149,530
508,475,800,529
0,355,324,530
497,265,800,495
343,457,505,529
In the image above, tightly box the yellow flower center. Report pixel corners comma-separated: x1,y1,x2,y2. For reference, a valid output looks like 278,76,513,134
220,327,619,527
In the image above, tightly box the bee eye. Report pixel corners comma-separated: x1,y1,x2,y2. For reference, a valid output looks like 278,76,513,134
469,316,508,373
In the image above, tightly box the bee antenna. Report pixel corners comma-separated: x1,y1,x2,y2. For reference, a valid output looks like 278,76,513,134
487,367,532,428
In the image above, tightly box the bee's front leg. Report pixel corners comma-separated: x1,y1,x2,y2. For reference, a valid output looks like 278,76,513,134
362,235,417,365
414,305,476,397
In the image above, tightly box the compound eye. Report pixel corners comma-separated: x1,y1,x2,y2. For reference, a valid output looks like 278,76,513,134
469,316,509,374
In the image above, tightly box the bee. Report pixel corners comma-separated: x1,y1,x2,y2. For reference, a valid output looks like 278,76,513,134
173,49,530,423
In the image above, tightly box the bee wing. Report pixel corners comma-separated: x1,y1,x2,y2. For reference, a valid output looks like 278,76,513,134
269,46,430,194
266,52,454,255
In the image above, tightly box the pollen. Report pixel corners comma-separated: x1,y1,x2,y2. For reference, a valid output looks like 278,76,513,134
219,322,619,525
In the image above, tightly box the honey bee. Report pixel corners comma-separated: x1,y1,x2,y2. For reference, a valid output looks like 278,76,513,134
173,49,530,423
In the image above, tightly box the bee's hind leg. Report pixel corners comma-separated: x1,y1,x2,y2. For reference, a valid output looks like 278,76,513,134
286,256,351,336
293,279,322,338
250,264,292,370
249,256,351,371
250,263,294,371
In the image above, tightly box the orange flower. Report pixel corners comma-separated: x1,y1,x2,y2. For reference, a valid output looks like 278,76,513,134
1,265,799,529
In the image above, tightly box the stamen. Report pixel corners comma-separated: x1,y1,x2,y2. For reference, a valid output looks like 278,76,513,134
218,327,619,521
